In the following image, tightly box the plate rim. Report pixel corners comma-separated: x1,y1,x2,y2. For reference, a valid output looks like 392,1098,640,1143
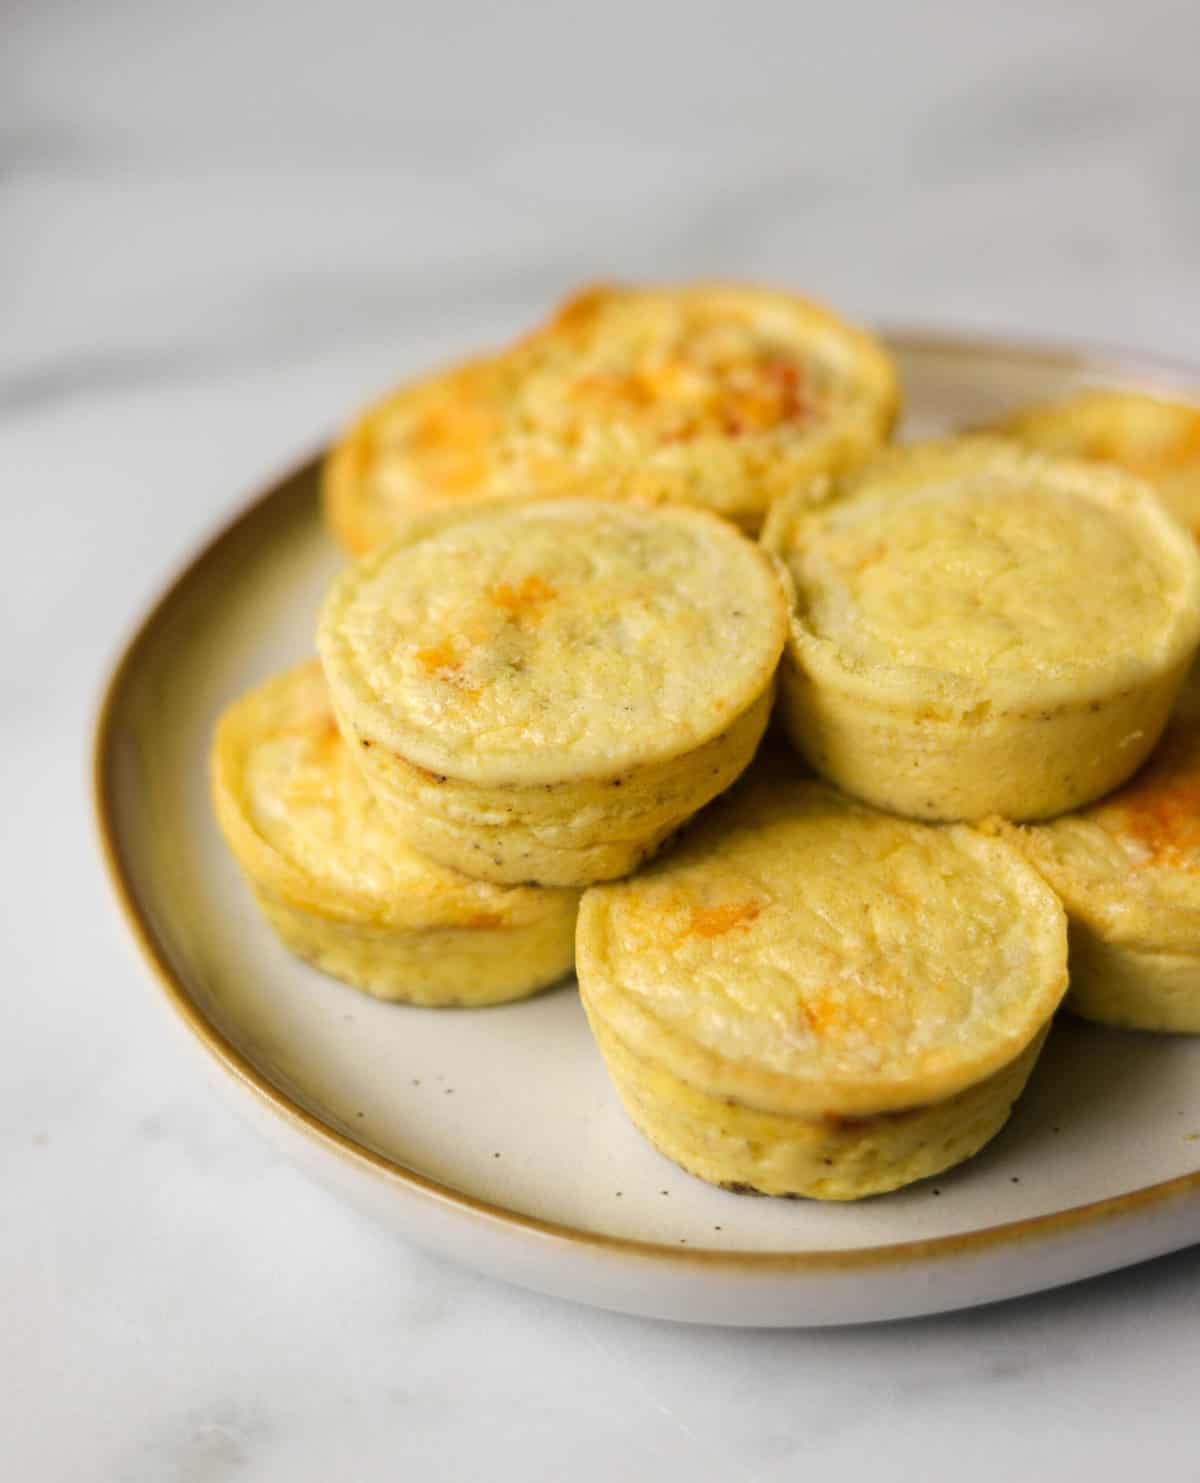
92,326,1200,1277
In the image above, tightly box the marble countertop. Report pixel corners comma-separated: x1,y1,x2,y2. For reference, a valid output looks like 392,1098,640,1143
8,1,1200,1477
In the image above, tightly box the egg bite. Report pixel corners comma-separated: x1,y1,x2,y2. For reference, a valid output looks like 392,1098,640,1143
317,497,787,887
576,769,1068,1199
210,661,580,1004
989,673,1200,1033
322,281,899,551
761,439,1200,822
991,388,1200,537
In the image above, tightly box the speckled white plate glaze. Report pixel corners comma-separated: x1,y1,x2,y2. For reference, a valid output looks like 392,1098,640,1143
95,332,1200,1327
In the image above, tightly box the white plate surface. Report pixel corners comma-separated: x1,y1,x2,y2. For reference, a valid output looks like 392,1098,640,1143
96,332,1200,1326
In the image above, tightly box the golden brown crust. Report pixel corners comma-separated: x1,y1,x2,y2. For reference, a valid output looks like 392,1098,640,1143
321,281,899,551
323,355,518,556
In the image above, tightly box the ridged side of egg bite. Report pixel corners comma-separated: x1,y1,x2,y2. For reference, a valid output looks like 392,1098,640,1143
210,661,580,1003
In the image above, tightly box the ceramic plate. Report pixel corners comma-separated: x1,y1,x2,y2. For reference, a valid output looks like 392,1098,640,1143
95,331,1200,1327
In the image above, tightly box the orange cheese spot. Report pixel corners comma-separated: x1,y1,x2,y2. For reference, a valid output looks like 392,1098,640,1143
725,359,815,435
408,401,495,453
687,901,762,938
798,999,841,1037
312,716,343,765
797,991,889,1042
415,642,463,677
405,398,500,494
463,911,505,930
1114,738,1200,864
489,574,556,622
573,370,656,409
570,342,820,444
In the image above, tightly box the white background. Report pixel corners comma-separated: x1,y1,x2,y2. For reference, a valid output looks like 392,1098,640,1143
6,2,1200,1478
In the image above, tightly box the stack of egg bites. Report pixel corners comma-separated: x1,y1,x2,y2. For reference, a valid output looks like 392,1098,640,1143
212,282,1200,1202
